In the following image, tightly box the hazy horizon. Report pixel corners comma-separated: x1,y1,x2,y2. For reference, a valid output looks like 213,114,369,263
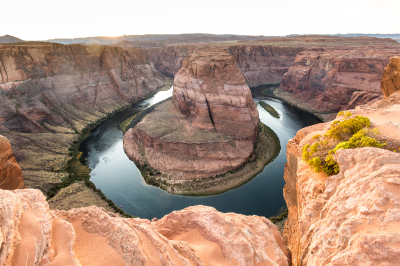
2,0,400,41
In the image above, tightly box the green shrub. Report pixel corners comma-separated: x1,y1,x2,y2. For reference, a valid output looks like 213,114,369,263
302,111,385,175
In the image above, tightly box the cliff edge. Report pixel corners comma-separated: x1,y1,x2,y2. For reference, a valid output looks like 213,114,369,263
283,77,400,265
0,188,289,266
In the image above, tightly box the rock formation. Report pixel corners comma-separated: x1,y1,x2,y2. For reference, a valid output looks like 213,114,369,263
0,135,25,190
124,50,260,182
0,43,166,133
381,56,400,97
0,42,169,209
149,44,305,87
283,90,400,265
0,188,289,266
277,48,400,119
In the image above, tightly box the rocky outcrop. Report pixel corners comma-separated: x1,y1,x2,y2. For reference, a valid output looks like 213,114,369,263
283,92,400,265
0,43,166,133
0,188,289,266
0,135,25,190
381,56,400,97
277,48,400,116
124,50,260,183
172,50,259,138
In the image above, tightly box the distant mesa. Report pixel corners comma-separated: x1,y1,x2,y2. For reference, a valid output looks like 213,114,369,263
0,35,23,43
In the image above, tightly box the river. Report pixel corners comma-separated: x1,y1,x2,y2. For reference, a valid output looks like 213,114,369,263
80,85,321,219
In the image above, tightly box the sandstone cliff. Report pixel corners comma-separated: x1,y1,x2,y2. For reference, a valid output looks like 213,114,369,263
148,44,304,87
0,135,25,190
381,56,400,97
0,43,166,133
276,48,400,118
0,188,289,266
0,43,169,210
124,50,260,183
283,92,400,265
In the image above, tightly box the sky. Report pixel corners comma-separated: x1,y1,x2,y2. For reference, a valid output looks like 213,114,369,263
2,0,400,40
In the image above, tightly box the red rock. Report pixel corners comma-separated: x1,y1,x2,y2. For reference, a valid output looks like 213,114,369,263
279,48,400,113
0,135,25,190
0,43,167,133
283,90,400,265
381,56,400,97
0,189,289,266
124,50,259,179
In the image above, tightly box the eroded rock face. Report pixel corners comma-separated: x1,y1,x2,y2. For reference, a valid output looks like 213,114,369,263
149,44,305,87
0,135,25,190
0,189,289,266
381,56,400,97
283,94,400,265
172,50,259,139
0,43,167,133
124,50,259,179
278,49,400,115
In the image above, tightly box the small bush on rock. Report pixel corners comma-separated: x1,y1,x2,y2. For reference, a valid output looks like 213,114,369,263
302,111,386,175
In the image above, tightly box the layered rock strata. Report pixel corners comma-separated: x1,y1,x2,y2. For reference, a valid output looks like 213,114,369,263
0,188,289,266
0,135,25,190
124,50,260,184
283,92,400,265
149,44,305,87
0,43,166,133
277,48,400,119
381,56,400,97
0,43,168,210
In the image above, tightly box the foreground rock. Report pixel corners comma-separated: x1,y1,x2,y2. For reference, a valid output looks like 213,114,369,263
0,135,25,190
123,50,272,194
0,189,289,266
283,92,400,265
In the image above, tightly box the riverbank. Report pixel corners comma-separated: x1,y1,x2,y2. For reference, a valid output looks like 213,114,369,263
30,81,173,217
259,85,336,122
136,122,281,196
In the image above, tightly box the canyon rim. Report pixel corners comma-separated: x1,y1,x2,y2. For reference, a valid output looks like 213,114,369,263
1,33,400,265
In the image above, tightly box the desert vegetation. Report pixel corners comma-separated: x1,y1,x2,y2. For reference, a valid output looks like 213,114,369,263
259,101,280,118
302,111,386,175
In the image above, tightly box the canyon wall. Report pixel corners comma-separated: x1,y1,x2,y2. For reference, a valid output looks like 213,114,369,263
228,45,306,87
381,56,400,97
283,91,400,265
0,43,167,133
277,48,400,117
0,188,289,266
0,43,169,209
148,44,304,87
124,49,260,182
0,135,25,190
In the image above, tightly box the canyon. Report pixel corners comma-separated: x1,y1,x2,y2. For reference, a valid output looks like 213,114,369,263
1,35,400,265
123,49,280,194
147,36,400,120
0,42,169,210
